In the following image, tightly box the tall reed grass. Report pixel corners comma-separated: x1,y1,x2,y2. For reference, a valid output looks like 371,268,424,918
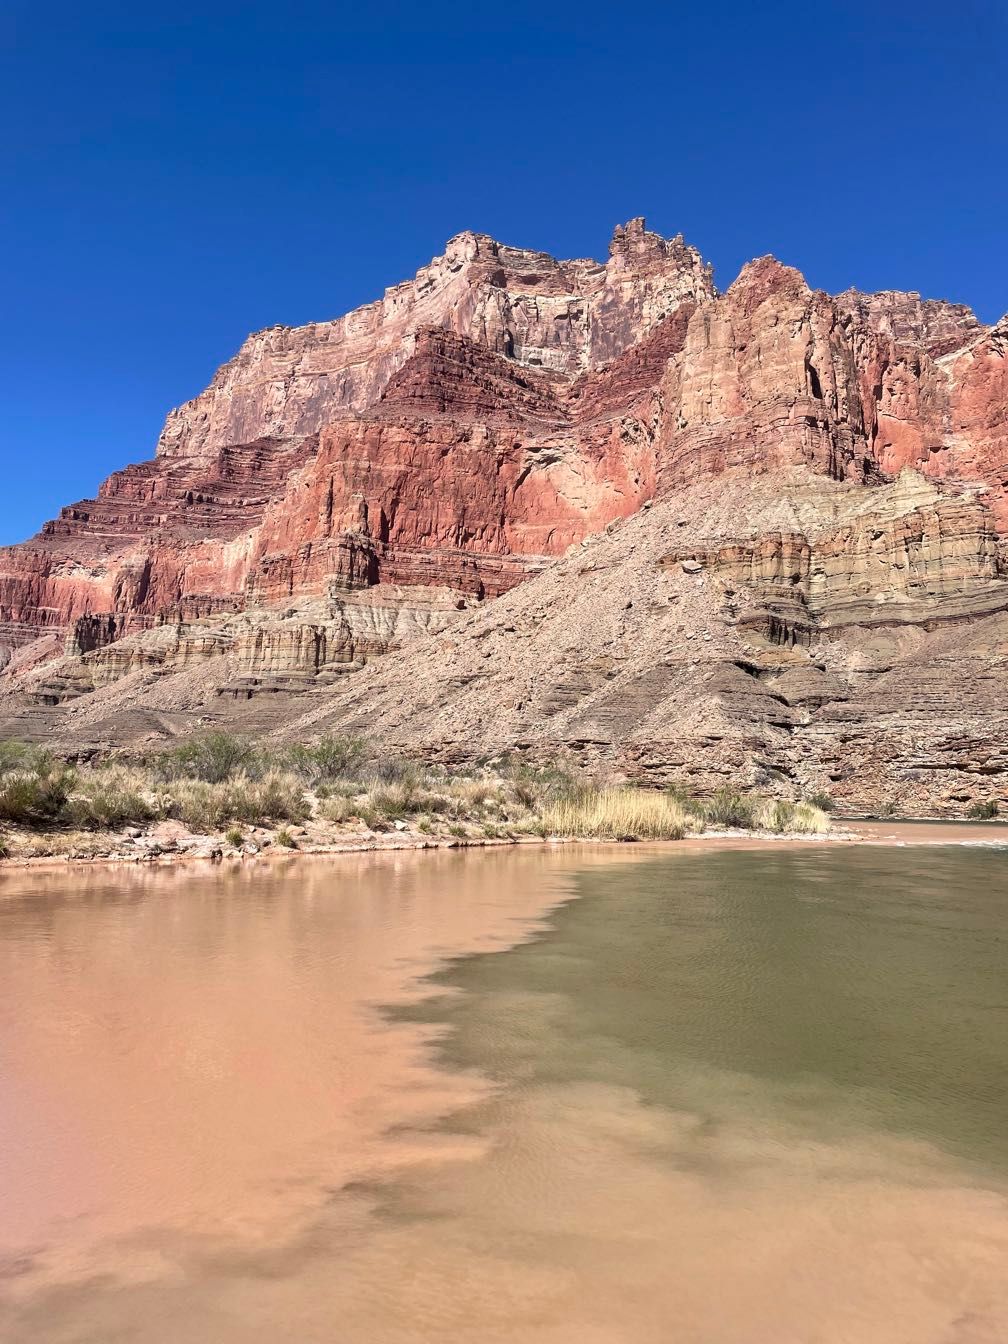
542,788,698,840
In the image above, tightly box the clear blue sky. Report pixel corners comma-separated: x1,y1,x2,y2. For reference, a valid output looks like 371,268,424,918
2,0,1005,544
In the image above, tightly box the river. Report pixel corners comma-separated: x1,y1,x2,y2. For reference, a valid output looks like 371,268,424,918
1,838,1006,1341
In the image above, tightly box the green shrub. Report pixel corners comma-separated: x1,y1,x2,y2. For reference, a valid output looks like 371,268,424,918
286,735,367,785
160,733,254,784
0,768,73,825
703,787,757,830
225,826,244,847
807,790,834,812
0,741,53,776
967,799,1000,820
275,827,298,849
0,833,9,859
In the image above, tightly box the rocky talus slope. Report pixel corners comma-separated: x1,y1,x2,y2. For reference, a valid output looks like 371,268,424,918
1,220,1005,816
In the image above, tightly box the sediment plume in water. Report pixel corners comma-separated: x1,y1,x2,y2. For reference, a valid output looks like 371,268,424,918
1,843,1006,1342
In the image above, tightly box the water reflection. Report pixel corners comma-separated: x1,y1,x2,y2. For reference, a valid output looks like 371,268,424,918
1,843,1006,1342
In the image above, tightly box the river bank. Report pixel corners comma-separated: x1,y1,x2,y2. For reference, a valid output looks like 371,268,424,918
0,732,838,870
2,816,1006,878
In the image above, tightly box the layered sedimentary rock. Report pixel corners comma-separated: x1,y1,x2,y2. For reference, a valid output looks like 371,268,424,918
0,219,710,668
1,218,1006,814
156,216,714,459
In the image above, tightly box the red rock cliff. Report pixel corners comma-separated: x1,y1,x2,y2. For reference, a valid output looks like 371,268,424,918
0,219,1005,675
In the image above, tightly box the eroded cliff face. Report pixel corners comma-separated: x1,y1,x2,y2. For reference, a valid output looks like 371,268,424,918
0,218,1005,814
155,216,714,460
0,219,710,669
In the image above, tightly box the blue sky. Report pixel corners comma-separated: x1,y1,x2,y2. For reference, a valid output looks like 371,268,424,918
2,0,1005,543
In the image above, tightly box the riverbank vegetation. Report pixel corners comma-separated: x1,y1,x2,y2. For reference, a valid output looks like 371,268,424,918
0,733,833,862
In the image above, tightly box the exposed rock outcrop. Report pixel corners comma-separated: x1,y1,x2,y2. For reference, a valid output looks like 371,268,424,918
1,219,1006,816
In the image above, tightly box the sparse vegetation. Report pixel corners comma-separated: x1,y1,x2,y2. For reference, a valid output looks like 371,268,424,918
284,735,367,785
0,765,74,825
157,732,254,784
542,788,696,841
0,733,836,859
702,787,757,830
64,768,155,830
967,799,1000,820
163,771,308,831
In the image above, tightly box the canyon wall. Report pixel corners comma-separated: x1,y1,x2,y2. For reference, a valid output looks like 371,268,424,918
1,218,1006,813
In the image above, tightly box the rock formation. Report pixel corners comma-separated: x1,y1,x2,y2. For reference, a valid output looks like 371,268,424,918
1,218,1005,816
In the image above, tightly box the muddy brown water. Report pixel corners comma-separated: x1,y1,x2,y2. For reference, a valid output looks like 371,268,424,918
1,836,1007,1342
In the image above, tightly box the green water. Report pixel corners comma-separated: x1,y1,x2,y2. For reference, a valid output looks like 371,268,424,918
420,846,1008,1174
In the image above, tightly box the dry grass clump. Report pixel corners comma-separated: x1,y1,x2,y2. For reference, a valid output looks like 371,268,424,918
0,768,73,825
64,767,156,830
967,799,1000,820
756,799,829,834
163,771,308,831
542,787,698,841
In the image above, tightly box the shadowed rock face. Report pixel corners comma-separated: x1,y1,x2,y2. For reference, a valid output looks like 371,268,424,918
0,220,1006,815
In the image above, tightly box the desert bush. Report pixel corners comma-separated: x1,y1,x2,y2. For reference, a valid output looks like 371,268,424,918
286,735,368,785
275,827,298,849
758,800,795,834
65,770,156,830
0,832,9,859
0,741,55,776
165,770,307,830
807,790,834,812
754,799,829,834
0,767,73,825
790,802,830,833
542,787,696,841
369,756,425,788
225,826,245,847
967,799,1000,820
356,803,392,831
159,733,254,784
703,787,757,830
